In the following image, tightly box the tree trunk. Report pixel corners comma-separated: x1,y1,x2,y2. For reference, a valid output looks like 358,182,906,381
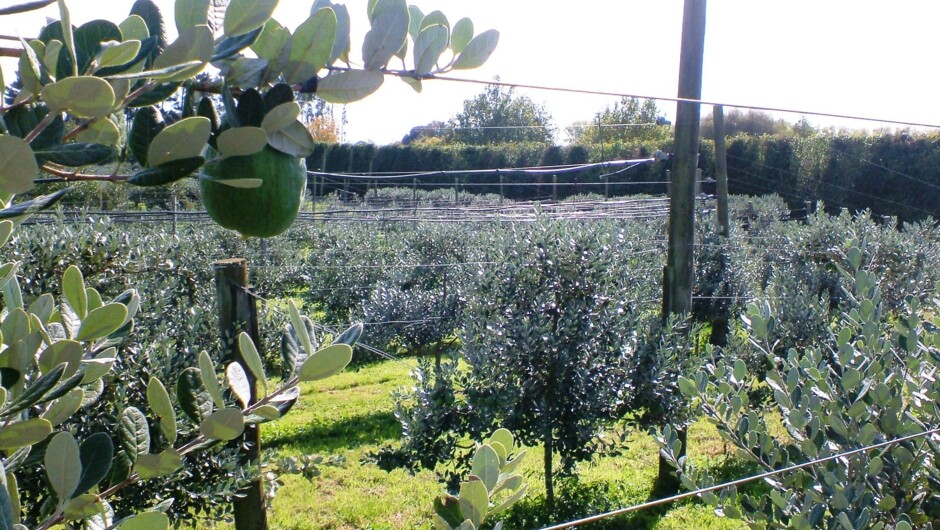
543,423,554,513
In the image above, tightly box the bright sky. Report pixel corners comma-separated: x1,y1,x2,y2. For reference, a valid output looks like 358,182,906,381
4,1,940,144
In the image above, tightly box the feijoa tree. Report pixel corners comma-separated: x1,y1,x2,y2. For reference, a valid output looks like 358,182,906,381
0,0,498,527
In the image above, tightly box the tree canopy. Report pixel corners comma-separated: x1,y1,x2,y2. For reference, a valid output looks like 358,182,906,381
448,83,555,145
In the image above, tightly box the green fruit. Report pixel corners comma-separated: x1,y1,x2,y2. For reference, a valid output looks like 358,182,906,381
200,146,306,237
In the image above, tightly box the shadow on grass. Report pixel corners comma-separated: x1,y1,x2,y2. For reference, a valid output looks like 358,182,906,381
265,410,400,453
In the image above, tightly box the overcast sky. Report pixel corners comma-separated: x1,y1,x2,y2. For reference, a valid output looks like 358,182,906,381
4,1,940,144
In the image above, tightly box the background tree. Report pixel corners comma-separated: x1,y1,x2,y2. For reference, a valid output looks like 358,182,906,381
401,120,451,145
450,83,555,145
567,97,672,148
701,108,790,139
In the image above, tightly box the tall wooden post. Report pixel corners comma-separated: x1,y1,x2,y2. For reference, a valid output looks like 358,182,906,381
713,105,730,237
659,0,707,495
214,259,268,530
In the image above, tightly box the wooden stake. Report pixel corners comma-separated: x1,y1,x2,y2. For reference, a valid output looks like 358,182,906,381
659,0,707,496
214,258,268,530
714,105,730,237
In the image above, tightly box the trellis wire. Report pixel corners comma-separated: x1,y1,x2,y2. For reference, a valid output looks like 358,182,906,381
539,426,940,529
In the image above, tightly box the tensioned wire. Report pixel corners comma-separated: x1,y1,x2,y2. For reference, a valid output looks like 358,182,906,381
538,426,940,529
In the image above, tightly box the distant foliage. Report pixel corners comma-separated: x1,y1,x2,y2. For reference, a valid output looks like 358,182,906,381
450,83,555,145
567,97,672,149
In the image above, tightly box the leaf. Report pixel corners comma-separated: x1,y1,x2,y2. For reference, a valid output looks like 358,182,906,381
119,15,150,42
458,478,488,528
57,0,78,77
199,351,225,408
225,363,251,407
37,340,82,377
266,120,316,158
41,77,116,119
251,405,280,421
453,29,499,70
73,20,122,72
491,483,527,516
328,3,350,64
299,344,352,382
261,101,300,135
0,418,52,450
283,8,337,85
420,10,450,34
3,365,65,417
177,367,212,423
80,349,116,384
315,70,384,104
362,2,408,70
75,432,113,496
414,24,448,76
251,18,291,69
135,449,182,479
130,0,167,52
237,332,267,396
76,303,128,342
212,25,263,62
471,444,500,492
287,300,313,356
175,0,209,34
407,5,424,39
434,494,463,528
147,116,210,166
198,176,262,189
41,388,84,427
217,127,267,159
332,323,363,346
118,406,150,464
64,494,103,520
46,431,81,508
0,188,70,220
199,407,245,440
75,118,121,147
224,0,278,37
127,156,205,186
0,136,38,195
127,81,181,107
146,378,176,445
450,18,473,54
99,40,141,69
115,511,170,530
130,106,165,166
62,265,87,319
487,428,514,454
152,25,213,81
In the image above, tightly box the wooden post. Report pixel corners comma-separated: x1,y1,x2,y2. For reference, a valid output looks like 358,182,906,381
713,105,730,237
214,259,268,530
454,176,459,204
498,173,504,205
171,189,178,237
552,174,558,202
659,0,707,496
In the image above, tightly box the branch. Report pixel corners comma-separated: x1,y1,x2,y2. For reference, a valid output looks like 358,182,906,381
0,46,21,58
38,164,131,183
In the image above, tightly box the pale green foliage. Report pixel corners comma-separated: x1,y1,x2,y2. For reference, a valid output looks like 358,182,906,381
0,0,497,221
433,429,528,530
660,237,940,529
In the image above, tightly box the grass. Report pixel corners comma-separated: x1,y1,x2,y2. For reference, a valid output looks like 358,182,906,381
199,359,750,530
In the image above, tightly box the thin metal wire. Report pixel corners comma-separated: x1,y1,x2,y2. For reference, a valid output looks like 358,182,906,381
423,74,940,130
307,158,655,181
539,426,940,530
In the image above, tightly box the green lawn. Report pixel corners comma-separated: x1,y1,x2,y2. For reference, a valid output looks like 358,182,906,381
200,359,749,530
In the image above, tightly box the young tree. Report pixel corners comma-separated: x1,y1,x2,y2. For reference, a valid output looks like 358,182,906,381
450,83,555,145
461,221,634,511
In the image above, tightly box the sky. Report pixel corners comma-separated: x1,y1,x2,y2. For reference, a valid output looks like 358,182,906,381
3,1,940,144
